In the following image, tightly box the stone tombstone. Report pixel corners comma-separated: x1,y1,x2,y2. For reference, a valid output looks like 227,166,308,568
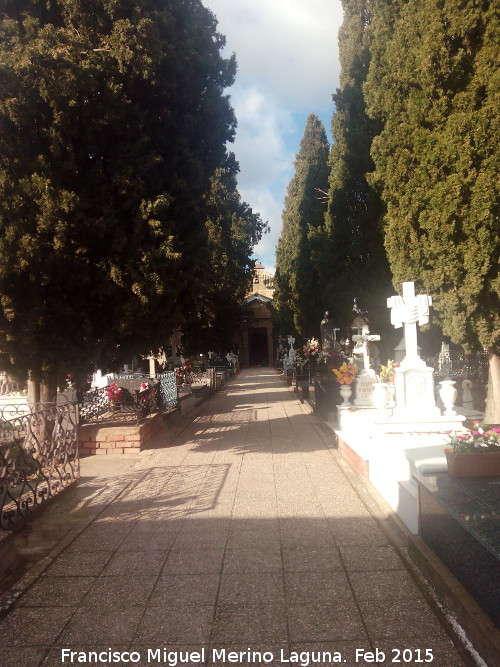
387,282,440,417
353,371,377,407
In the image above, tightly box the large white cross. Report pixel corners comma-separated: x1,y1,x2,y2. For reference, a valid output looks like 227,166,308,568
387,282,432,364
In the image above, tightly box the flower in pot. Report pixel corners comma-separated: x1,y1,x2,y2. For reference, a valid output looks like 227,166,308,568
445,425,500,478
303,338,320,366
379,360,399,384
332,362,357,405
378,360,399,408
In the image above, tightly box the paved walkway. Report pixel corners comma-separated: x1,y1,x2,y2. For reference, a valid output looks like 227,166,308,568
0,369,471,667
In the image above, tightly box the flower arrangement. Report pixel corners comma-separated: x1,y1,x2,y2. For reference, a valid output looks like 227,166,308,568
293,353,306,370
332,362,357,385
303,338,320,359
106,382,124,401
176,357,193,381
446,425,500,454
379,360,399,384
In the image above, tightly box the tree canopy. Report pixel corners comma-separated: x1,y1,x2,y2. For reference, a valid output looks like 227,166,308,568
274,113,330,339
0,0,261,398
183,154,267,353
365,0,499,416
317,0,392,341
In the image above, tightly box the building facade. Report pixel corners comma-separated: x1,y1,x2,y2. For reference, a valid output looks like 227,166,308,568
234,262,276,367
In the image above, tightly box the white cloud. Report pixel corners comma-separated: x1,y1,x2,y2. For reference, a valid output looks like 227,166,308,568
203,0,344,266
230,87,294,191
207,0,342,109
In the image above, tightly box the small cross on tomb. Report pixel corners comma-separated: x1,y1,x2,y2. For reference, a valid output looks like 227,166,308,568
352,325,380,373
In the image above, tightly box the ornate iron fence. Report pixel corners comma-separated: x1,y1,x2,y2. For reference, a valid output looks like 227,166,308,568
0,401,80,530
0,403,31,421
423,350,489,380
157,372,178,411
188,369,216,392
79,382,159,425
79,372,178,424
423,350,489,411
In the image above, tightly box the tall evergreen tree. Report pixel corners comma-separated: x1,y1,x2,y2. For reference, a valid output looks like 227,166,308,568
274,113,330,339
183,154,268,353
0,0,237,400
365,0,500,420
318,0,392,342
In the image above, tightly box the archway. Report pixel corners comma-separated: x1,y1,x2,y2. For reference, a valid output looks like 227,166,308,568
249,329,269,366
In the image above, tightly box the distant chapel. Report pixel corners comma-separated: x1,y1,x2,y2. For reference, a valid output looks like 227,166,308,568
233,261,276,366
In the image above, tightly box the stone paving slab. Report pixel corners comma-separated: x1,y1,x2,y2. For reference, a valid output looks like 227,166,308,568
0,368,474,667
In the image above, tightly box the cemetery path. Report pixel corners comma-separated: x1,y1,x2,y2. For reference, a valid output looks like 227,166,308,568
0,368,472,667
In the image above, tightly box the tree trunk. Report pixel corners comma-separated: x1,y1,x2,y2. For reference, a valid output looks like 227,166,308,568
484,352,500,424
27,370,57,407
40,371,58,404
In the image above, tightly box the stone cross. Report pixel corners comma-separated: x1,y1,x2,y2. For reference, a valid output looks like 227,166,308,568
387,282,432,364
287,335,295,349
332,327,340,342
352,325,380,373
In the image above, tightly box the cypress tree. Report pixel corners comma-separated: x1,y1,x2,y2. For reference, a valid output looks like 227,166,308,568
0,0,237,400
319,0,392,342
365,0,500,420
183,154,268,353
274,113,330,339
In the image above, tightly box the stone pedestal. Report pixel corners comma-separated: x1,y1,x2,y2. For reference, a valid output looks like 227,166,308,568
393,359,441,418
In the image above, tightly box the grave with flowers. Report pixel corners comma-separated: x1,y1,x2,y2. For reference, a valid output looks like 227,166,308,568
329,281,490,534
78,376,165,455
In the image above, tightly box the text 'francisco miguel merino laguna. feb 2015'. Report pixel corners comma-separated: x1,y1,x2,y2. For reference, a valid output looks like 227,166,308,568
60,647,436,665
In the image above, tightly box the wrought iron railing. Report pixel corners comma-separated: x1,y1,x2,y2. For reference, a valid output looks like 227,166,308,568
423,350,489,411
79,372,178,424
156,372,178,411
188,369,216,392
423,350,489,380
0,401,80,530
0,403,31,421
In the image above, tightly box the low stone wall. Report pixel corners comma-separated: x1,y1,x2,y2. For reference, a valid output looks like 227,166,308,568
78,411,164,455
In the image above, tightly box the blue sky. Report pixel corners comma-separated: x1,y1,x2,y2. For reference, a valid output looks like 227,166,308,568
202,0,344,271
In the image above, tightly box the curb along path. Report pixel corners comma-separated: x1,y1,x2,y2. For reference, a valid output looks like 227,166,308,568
0,368,472,667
